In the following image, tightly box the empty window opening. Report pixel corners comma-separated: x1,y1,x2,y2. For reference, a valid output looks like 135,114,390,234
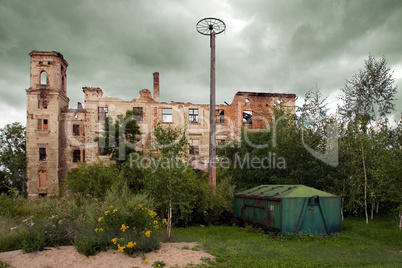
98,107,108,121
39,148,46,161
162,108,172,123
72,149,81,163
216,109,225,123
189,139,199,155
40,71,48,85
37,119,49,130
216,139,225,146
83,150,86,163
245,98,250,103
243,111,253,124
189,109,198,123
73,124,80,136
133,107,143,121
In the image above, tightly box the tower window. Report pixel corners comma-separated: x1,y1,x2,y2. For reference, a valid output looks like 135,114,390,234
72,149,81,163
189,109,198,123
98,107,108,121
133,107,143,121
39,148,46,161
162,108,172,123
73,125,80,136
243,111,253,124
38,119,49,130
40,71,48,85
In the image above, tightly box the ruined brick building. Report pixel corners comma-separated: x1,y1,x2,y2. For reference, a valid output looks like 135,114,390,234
26,51,296,198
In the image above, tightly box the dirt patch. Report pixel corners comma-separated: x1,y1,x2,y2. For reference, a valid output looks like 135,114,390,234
0,242,214,268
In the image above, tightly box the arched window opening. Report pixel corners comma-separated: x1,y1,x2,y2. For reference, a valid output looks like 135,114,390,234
40,71,48,85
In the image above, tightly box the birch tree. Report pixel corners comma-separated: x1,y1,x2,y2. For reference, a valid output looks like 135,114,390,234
339,53,397,224
144,123,188,240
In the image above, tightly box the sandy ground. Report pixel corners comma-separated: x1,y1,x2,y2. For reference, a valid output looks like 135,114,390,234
0,242,214,268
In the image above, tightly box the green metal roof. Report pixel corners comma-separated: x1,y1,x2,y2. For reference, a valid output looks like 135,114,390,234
235,185,336,198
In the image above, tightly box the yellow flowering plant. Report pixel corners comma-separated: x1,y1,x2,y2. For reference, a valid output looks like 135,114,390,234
90,204,163,256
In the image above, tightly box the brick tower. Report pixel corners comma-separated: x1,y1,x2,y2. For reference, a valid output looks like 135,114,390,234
26,51,69,197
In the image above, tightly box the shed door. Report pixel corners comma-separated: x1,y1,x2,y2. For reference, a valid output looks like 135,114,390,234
242,199,267,226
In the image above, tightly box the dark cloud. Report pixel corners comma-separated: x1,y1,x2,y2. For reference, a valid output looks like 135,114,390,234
0,0,401,127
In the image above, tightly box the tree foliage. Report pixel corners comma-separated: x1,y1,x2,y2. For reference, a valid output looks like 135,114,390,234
338,54,398,223
339,53,397,127
0,122,26,194
151,122,188,158
298,86,329,131
96,110,141,163
218,63,401,219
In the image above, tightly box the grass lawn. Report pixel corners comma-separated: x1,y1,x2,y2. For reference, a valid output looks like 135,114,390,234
172,217,402,267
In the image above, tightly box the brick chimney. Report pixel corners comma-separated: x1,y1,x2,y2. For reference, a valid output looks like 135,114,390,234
153,72,159,102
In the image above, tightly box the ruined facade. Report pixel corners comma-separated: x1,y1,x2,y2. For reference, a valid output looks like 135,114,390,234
26,51,296,198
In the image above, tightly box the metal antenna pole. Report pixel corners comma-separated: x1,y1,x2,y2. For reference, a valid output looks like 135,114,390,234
209,31,216,187
196,18,225,189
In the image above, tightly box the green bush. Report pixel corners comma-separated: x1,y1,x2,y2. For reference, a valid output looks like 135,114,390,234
120,159,145,193
0,230,24,252
0,261,9,268
0,193,27,218
172,173,235,226
21,229,45,253
66,162,122,200
73,233,108,257
103,183,154,212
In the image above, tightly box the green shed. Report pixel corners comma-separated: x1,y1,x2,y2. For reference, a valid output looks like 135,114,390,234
234,185,341,235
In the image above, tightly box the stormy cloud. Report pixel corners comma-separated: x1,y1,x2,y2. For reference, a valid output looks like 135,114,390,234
0,0,401,127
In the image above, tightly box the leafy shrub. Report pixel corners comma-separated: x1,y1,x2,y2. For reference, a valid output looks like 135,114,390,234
120,159,145,193
0,261,9,268
66,162,122,200
73,233,108,257
0,193,27,218
21,229,45,253
0,230,24,252
103,183,154,212
172,173,235,226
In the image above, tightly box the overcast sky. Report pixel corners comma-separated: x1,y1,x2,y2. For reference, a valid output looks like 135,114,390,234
1,0,401,128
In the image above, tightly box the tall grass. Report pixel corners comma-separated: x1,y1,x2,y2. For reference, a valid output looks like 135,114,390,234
0,183,156,254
